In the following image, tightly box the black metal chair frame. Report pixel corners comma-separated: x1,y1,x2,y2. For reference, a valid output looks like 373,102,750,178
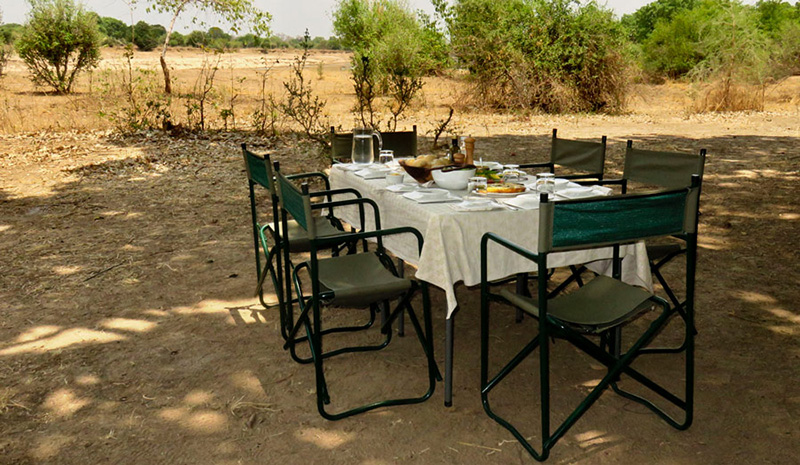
275,165,439,420
242,145,376,365
479,180,699,461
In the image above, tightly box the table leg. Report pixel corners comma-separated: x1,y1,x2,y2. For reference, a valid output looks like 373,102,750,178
397,258,405,337
515,272,529,323
445,313,455,407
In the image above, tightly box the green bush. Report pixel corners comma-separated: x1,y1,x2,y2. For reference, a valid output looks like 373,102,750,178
621,0,697,43
446,0,630,113
97,16,131,45
16,0,101,93
133,21,165,51
642,9,705,78
333,0,446,127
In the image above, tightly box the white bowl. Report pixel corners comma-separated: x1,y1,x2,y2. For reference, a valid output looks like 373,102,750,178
432,167,477,190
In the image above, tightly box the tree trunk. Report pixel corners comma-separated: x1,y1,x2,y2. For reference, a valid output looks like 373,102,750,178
161,54,172,94
160,4,187,95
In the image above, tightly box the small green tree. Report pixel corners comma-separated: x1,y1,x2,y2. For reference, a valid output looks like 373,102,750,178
133,21,164,51
16,0,101,93
333,0,441,128
97,16,132,45
137,0,270,94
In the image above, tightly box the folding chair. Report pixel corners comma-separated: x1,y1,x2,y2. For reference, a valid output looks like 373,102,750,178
519,128,607,181
480,178,699,461
330,125,418,162
242,145,372,360
275,164,439,420
584,141,706,311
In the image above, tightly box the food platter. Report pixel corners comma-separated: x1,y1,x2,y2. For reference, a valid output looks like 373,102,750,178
473,182,528,198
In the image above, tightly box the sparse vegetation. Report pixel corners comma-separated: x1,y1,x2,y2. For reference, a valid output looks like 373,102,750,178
15,0,102,94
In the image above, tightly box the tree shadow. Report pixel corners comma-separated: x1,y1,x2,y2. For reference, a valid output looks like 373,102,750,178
0,129,798,463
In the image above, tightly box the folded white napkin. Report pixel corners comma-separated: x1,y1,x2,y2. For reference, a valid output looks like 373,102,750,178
403,189,461,203
500,193,542,210
556,185,611,199
450,199,502,212
385,183,417,193
355,167,391,179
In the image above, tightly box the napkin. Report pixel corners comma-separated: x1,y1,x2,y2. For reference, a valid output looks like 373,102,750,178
556,185,612,199
500,193,542,210
385,183,417,193
355,167,391,179
450,199,502,212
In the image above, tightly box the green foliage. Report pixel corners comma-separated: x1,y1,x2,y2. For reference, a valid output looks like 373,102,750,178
621,0,697,43
0,23,25,45
0,9,8,77
168,30,185,46
16,0,102,94
133,21,165,51
642,8,706,78
333,0,443,127
97,16,131,45
445,0,630,113
278,31,329,146
185,30,207,47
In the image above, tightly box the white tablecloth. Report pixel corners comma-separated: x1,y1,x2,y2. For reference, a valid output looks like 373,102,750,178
329,165,652,318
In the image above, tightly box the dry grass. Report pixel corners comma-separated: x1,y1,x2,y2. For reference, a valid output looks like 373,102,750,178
1,47,799,136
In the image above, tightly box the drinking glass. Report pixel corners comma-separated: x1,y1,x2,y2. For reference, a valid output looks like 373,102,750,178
379,150,394,165
535,172,555,194
468,176,488,193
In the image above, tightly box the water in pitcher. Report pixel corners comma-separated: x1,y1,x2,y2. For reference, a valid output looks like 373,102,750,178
351,134,374,164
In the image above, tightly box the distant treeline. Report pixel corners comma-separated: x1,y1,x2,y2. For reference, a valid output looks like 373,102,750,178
0,15,343,51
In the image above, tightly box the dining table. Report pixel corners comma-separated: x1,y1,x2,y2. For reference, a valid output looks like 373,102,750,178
328,163,653,407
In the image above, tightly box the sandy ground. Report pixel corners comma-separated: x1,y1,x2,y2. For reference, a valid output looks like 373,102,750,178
1,49,799,464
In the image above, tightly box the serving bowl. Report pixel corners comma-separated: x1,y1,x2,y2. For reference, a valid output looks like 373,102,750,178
432,165,477,190
399,160,434,183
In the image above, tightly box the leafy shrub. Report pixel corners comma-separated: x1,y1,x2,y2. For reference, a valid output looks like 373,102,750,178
621,0,698,43
642,9,705,78
97,16,131,45
16,0,102,94
689,2,774,111
446,0,630,113
333,0,446,127
133,21,165,51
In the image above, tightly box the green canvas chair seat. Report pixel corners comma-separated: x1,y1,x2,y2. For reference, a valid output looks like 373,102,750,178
480,179,700,461
315,252,412,308
279,216,349,253
275,163,439,421
498,276,653,333
242,145,374,365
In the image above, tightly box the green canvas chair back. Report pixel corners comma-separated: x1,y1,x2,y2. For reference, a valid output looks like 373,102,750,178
330,126,418,161
242,144,272,191
381,125,417,158
538,188,697,254
623,140,707,189
550,128,607,179
275,169,316,239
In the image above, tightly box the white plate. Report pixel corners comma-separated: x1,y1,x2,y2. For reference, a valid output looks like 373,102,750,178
403,189,460,203
385,183,417,193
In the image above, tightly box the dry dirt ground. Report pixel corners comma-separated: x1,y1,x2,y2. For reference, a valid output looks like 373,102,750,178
1,50,799,464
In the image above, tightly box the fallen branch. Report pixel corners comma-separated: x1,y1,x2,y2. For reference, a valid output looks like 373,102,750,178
84,261,127,282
